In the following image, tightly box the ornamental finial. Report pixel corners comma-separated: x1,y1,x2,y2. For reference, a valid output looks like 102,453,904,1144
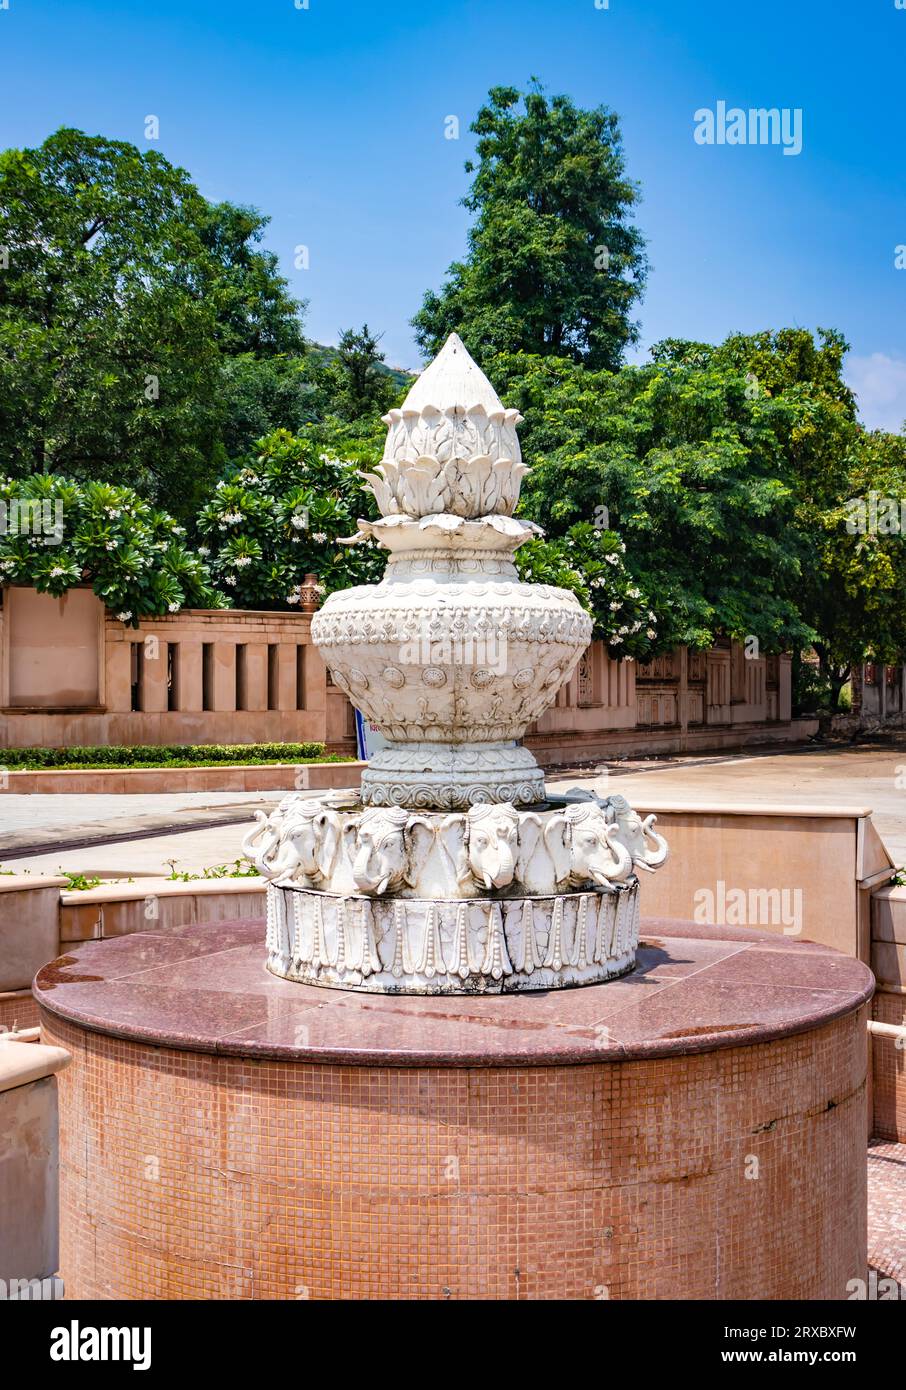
401,332,506,415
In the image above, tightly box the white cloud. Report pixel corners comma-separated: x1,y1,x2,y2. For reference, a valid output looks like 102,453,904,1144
845,353,906,434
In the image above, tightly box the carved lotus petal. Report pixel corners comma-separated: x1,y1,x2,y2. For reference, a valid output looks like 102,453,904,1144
358,470,398,517
398,464,438,516
418,512,464,531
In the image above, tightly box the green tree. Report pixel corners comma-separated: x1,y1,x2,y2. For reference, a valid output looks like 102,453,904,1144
805,428,906,703
315,324,397,422
494,327,906,690
0,128,303,518
193,200,305,357
413,82,647,371
495,347,815,655
219,353,318,458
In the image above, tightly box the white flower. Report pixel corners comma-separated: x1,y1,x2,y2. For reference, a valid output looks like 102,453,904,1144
117,610,132,622
234,555,252,568
312,531,328,544
609,601,622,611
646,628,656,639
291,514,307,530
605,554,619,565
168,602,179,612
219,511,243,525
628,587,641,598
286,592,300,605
620,542,626,553
50,566,65,577
610,634,623,644
198,546,210,556
223,576,237,587
105,541,116,550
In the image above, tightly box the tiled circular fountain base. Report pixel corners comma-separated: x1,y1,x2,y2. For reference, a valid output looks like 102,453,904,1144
36,918,873,1300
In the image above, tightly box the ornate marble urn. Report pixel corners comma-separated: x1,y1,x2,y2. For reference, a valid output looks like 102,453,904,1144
310,334,590,809
244,336,669,994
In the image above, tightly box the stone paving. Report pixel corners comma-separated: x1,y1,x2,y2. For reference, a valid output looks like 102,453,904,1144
4,738,906,877
0,790,283,872
867,1140,906,1285
550,737,906,866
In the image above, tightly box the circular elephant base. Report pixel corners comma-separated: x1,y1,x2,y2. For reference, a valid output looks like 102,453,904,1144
36,917,872,1300
264,880,640,993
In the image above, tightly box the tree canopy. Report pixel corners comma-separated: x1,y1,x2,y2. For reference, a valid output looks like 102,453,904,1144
0,128,303,518
491,327,906,690
413,83,647,371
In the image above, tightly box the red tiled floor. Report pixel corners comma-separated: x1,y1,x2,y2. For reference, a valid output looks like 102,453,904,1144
867,1139,906,1283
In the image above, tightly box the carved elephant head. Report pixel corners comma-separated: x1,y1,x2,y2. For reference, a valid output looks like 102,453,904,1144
265,802,342,886
514,810,547,895
603,794,669,873
544,803,634,890
345,806,411,895
463,803,519,891
241,793,309,877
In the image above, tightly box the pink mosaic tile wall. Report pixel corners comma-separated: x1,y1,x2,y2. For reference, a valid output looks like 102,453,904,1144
0,992,40,1033
872,991,906,1142
42,1008,868,1300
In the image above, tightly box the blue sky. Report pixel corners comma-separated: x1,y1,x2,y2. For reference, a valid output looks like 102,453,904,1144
1,0,905,427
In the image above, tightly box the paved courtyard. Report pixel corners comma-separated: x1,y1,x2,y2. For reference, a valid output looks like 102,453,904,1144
3,737,905,878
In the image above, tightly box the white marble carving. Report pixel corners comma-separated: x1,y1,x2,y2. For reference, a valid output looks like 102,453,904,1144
242,797,665,903
311,336,592,808
264,880,641,994
248,336,669,993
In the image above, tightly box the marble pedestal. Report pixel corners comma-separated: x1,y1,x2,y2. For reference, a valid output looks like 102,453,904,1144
36,918,872,1301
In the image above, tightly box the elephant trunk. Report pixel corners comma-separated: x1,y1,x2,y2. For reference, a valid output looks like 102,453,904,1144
603,831,634,883
352,843,378,892
641,816,669,868
488,841,515,890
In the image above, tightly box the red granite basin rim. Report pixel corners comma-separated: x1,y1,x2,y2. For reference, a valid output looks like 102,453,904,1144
33,917,875,1067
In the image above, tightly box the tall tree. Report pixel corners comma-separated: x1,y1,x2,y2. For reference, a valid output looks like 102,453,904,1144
321,324,396,421
0,128,303,517
413,82,647,371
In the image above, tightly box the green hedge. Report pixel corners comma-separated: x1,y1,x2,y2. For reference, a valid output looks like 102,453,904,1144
0,742,351,771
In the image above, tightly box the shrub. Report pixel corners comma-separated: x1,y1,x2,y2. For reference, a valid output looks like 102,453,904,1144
196,428,386,608
0,474,223,625
516,521,660,661
0,742,346,770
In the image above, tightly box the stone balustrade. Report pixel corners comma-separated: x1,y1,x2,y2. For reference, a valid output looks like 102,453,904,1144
0,584,807,756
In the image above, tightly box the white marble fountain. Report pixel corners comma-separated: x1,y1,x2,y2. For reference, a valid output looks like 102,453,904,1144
243,335,668,993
